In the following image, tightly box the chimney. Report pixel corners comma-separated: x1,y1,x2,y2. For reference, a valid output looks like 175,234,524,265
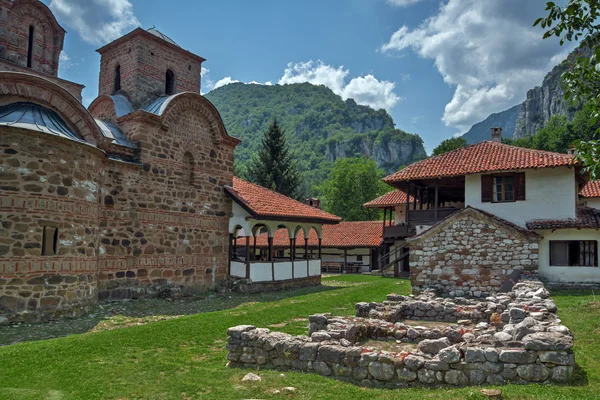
567,147,578,156
491,127,502,143
306,198,321,209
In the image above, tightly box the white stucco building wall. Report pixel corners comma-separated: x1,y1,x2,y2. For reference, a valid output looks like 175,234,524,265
536,229,600,284
465,167,577,227
582,198,600,210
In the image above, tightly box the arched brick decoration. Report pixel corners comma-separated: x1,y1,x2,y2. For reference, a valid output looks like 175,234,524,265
88,95,119,123
0,72,104,145
159,92,238,147
4,0,65,76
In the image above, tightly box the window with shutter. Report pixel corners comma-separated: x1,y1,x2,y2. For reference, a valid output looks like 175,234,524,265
550,240,598,266
481,175,493,202
514,172,526,201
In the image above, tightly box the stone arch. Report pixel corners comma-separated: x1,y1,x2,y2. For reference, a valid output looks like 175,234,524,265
0,72,105,145
249,222,272,238
157,92,239,147
310,225,323,239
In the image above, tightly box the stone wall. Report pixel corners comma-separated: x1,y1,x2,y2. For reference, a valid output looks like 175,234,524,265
226,282,575,388
0,130,103,322
408,208,540,297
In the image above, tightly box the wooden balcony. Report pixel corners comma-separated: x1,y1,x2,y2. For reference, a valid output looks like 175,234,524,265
408,208,460,225
383,224,415,239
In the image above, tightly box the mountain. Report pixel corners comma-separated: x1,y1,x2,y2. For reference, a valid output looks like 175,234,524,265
462,105,521,144
462,45,589,143
205,82,426,194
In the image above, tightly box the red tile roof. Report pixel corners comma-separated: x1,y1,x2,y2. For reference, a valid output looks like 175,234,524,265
526,206,600,230
226,177,341,223
243,221,387,249
363,190,413,208
383,141,575,183
581,180,600,198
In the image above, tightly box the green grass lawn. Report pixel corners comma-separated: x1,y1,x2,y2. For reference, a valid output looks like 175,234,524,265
0,275,599,400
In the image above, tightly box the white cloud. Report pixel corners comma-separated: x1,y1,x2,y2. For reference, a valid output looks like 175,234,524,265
278,60,401,111
386,0,425,7
213,76,240,90
49,0,139,46
381,0,576,132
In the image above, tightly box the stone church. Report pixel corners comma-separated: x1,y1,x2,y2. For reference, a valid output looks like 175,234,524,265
0,0,240,323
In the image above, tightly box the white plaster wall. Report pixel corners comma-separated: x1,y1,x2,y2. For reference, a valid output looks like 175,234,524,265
537,229,600,284
249,262,273,282
465,167,577,227
274,261,293,281
309,259,321,276
230,261,246,278
583,198,600,210
294,262,308,278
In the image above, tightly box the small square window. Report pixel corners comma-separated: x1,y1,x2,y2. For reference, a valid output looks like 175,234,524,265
356,255,363,262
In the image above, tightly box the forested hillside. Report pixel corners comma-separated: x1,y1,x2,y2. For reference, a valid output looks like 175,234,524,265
205,82,426,194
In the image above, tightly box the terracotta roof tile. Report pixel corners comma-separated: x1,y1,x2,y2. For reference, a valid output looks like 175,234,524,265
244,221,386,248
526,206,600,230
226,177,341,223
384,141,575,183
581,180,600,198
363,190,413,208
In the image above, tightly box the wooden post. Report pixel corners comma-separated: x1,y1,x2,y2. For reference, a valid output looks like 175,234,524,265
233,236,238,258
344,249,348,274
253,236,257,259
405,184,411,224
434,183,439,221
245,236,250,279
290,237,295,280
382,207,387,230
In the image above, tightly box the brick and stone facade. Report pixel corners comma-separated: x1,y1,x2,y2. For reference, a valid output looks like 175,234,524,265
407,207,540,297
0,1,239,323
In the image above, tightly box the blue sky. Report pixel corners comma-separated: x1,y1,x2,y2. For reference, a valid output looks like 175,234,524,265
45,0,573,153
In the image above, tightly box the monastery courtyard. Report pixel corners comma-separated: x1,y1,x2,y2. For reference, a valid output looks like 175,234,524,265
0,275,597,399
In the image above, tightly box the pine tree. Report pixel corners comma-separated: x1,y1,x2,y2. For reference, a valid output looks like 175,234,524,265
247,119,302,199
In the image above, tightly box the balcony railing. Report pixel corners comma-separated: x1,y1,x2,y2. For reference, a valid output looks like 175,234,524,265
383,224,415,239
408,208,460,224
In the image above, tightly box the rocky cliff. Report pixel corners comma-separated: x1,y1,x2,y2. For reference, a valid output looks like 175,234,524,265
205,82,426,192
462,105,521,144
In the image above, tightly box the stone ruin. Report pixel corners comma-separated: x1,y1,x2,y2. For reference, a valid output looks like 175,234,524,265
226,281,575,388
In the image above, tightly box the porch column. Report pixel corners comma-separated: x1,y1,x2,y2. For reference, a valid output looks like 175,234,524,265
228,233,233,276
405,184,411,224
434,183,439,220
305,236,309,277
290,237,295,280
268,236,275,281
344,249,348,274
318,238,322,259
245,236,250,279
253,236,257,259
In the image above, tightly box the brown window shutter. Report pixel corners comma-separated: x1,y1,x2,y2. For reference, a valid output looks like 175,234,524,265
515,172,526,201
481,175,493,202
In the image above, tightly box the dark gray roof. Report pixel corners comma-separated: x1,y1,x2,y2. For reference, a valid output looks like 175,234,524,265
147,28,180,47
143,95,178,116
0,102,84,142
95,119,136,149
110,94,134,118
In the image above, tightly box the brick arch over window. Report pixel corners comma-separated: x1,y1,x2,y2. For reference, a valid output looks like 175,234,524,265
158,93,241,148
9,0,66,76
0,72,104,145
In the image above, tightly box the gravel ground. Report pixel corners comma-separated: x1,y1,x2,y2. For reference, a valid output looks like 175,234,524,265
0,282,357,347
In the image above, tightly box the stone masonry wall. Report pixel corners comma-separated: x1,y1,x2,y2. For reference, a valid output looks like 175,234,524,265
226,282,575,388
0,129,103,322
408,208,539,297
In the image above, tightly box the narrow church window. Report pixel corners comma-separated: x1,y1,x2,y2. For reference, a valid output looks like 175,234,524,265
165,69,175,95
27,25,35,68
183,152,194,186
41,226,58,256
114,65,121,92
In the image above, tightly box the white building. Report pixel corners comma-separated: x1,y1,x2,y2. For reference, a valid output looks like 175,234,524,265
366,128,600,292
